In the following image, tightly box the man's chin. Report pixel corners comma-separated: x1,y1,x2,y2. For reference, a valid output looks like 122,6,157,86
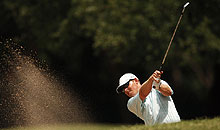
128,92,137,97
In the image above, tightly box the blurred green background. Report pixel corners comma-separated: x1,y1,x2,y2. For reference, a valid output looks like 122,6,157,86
0,0,220,128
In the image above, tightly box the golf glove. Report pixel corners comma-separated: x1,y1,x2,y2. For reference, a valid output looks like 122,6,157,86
152,78,161,90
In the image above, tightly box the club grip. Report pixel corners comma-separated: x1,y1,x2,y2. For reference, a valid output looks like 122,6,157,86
159,64,164,71
153,65,163,89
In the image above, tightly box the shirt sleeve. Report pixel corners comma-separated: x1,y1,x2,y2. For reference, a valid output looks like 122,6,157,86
127,93,153,123
127,93,144,120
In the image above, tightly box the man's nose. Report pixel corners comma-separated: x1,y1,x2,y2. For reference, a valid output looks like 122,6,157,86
124,86,131,93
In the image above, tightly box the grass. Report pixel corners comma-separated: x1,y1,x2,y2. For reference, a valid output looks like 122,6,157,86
1,117,220,130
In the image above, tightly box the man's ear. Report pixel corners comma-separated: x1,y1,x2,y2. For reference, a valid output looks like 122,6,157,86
134,78,139,84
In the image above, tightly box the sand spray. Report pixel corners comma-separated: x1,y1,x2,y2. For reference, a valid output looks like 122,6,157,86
0,39,91,127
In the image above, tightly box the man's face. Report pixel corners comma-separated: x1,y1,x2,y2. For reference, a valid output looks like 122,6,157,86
124,79,140,97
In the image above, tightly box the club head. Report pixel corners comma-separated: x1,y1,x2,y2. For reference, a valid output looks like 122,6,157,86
184,2,190,8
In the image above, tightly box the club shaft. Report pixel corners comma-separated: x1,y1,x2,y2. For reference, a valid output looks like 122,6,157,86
159,6,187,71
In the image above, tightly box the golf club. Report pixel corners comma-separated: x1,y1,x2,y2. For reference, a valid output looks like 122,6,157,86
159,2,190,71
153,2,190,89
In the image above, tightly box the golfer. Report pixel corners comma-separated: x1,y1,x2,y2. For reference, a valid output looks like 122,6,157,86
116,70,180,125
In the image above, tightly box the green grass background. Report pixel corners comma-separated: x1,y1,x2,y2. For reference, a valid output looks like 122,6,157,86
2,117,220,130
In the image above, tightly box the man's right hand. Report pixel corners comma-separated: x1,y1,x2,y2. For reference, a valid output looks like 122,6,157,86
150,70,163,82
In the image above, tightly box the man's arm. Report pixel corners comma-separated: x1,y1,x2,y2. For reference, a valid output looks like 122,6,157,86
158,83,172,96
139,70,162,101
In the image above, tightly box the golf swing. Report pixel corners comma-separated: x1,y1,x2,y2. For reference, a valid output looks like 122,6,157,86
116,2,190,125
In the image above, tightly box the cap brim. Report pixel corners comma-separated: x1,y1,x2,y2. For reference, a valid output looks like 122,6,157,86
116,85,124,94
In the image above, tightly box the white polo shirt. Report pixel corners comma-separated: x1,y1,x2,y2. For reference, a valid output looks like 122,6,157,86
127,80,180,125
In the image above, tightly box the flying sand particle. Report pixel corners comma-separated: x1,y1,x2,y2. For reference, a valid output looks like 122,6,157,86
0,40,91,128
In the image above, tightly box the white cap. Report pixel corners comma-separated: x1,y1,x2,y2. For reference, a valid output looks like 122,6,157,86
116,73,138,94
